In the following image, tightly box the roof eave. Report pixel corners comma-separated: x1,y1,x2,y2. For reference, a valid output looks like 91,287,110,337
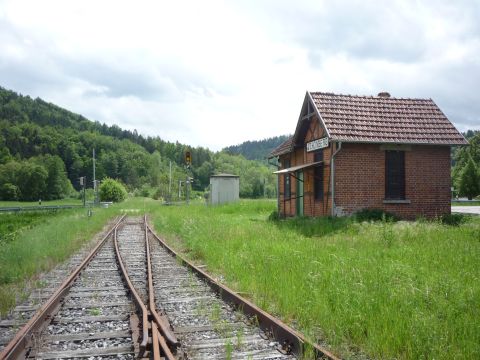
267,137,294,158
267,148,292,159
329,137,469,146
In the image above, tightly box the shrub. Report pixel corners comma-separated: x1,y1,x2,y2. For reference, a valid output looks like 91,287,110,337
134,185,152,198
152,188,163,200
440,213,467,226
354,208,397,222
459,157,480,200
99,178,127,202
268,210,280,221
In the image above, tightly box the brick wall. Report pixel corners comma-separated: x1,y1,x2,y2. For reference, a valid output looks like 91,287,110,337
334,143,451,219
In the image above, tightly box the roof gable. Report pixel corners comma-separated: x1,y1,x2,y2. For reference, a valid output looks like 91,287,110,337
291,92,330,148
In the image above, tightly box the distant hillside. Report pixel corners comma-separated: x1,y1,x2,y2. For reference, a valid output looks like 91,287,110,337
0,86,277,200
0,86,213,165
223,135,291,161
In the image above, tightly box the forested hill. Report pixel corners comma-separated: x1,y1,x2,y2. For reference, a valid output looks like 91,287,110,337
0,86,213,165
0,86,277,201
222,135,291,160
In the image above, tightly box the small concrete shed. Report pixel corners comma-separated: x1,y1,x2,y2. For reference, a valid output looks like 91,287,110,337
209,173,240,205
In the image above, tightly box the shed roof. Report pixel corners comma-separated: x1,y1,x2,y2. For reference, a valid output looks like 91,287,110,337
211,173,239,178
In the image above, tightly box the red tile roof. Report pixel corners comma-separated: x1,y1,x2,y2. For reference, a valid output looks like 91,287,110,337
269,136,293,157
310,92,468,145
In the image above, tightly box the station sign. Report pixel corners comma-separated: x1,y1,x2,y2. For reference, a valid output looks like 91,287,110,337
306,137,329,152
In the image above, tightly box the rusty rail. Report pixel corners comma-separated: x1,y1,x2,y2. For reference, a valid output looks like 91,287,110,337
0,215,126,360
143,215,178,359
113,223,149,355
146,221,339,360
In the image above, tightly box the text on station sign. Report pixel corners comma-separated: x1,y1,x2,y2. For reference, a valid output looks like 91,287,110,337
306,137,329,152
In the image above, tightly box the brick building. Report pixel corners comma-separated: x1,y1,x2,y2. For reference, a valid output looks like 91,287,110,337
268,91,468,219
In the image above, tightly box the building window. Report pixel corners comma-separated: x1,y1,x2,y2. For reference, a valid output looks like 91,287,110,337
314,150,323,200
284,159,291,199
385,150,405,200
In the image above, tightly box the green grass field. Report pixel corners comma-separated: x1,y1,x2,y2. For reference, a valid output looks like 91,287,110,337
141,198,479,359
0,204,120,314
451,200,480,206
1,197,478,359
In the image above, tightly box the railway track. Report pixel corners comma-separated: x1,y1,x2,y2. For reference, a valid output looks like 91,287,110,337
0,215,338,359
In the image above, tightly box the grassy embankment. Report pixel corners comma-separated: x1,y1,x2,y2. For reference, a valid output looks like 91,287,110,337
139,198,480,360
0,203,121,315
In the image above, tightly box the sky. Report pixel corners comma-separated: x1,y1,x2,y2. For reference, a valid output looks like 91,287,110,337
1,0,479,150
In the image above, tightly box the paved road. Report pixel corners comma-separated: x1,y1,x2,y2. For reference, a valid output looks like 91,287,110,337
451,206,480,215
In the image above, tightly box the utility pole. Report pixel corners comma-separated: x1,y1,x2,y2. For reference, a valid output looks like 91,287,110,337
93,148,98,205
186,176,190,205
168,161,172,203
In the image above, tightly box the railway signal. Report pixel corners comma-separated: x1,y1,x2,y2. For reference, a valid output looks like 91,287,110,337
79,176,86,206
185,151,191,166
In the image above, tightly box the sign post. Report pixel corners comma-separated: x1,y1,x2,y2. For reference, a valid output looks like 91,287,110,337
185,151,192,205
79,176,86,206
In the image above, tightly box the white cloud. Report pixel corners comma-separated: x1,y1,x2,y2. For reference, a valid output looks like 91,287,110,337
0,0,479,150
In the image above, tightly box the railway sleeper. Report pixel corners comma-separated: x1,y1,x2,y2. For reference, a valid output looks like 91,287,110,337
31,344,135,359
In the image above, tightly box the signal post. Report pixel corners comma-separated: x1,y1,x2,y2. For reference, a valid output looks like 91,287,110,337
185,151,192,204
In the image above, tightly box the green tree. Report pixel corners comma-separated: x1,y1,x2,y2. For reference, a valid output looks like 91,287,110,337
195,161,214,190
16,162,48,201
39,155,74,200
101,152,119,179
459,157,480,200
0,135,12,164
0,183,19,200
99,178,127,202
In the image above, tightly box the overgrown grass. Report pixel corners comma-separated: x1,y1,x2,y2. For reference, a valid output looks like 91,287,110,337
2,197,478,358
0,205,121,315
141,198,480,359
0,212,51,246
0,199,83,207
